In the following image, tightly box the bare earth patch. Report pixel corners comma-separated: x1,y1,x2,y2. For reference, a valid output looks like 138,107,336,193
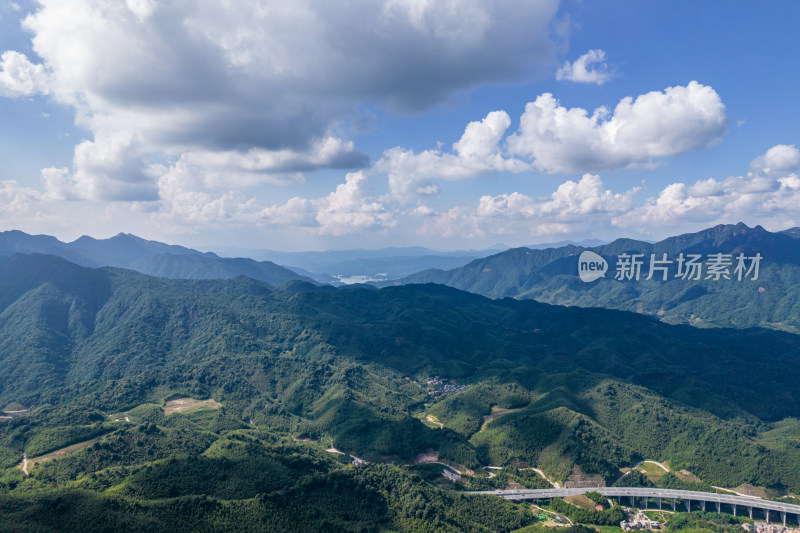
3,402,26,412
564,465,605,488
414,450,440,464
675,469,702,483
733,484,768,498
425,415,443,429
565,494,600,510
479,406,524,432
18,436,107,475
163,396,222,415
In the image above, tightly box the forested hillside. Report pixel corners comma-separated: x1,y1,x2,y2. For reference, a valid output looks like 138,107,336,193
0,231,311,286
1,252,800,529
387,223,800,331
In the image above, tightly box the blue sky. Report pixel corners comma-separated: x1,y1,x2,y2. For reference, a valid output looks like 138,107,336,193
1,0,799,251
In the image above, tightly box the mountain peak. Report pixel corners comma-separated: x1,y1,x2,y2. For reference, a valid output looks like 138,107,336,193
110,232,142,241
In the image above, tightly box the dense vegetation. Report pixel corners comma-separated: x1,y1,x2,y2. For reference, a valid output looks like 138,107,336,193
0,436,534,532
389,223,800,332
515,526,597,533
666,512,747,533
549,497,625,525
584,491,608,507
0,250,799,529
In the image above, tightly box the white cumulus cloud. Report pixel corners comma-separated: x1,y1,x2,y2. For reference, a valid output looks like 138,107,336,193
556,49,615,85
376,82,730,196
419,173,638,239
162,137,366,191
377,110,530,198
45,131,159,201
614,144,800,231
0,180,44,215
0,51,50,97
749,144,800,177
154,170,395,236
417,145,800,242
507,81,729,173
313,171,396,235
477,173,638,219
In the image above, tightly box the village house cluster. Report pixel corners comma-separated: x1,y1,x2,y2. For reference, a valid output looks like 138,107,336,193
426,376,466,396
621,509,661,531
744,523,800,533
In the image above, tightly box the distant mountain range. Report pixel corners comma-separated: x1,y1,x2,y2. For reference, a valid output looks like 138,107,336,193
0,230,312,286
380,223,800,332
206,239,606,282
0,231,609,285
207,245,507,282
780,227,800,239
5,224,799,332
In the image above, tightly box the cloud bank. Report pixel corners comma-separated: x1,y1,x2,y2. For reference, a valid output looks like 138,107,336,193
3,0,561,201
3,2,794,247
376,81,729,196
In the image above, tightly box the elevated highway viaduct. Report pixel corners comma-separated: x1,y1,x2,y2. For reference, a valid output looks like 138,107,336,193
471,487,800,526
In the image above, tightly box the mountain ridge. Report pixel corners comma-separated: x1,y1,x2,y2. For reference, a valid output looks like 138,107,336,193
380,223,800,331
0,230,312,286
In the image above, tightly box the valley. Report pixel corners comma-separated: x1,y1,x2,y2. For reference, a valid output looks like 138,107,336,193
0,226,799,531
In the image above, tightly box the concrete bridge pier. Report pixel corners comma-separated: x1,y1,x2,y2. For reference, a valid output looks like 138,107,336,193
472,488,800,525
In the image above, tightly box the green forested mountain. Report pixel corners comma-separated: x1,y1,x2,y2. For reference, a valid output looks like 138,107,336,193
1,252,800,530
0,230,208,267
130,253,314,284
386,223,800,332
0,230,312,286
